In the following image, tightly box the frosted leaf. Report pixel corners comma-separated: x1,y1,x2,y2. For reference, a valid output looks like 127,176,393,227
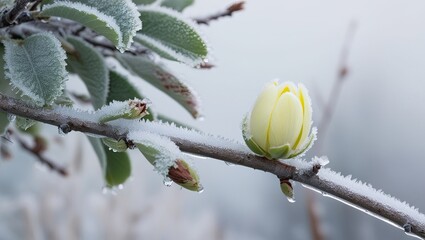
160,0,194,12
133,0,156,5
66,36,108,109
88,137,132,187
15,117,36,131
115,53,201,118
136,6,208,66
42,0,141,51
129,131,183,177
0,111,10,136
3,33,68,106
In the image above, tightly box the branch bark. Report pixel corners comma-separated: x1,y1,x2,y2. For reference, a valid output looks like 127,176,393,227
0,93,424,239
193,1,245,25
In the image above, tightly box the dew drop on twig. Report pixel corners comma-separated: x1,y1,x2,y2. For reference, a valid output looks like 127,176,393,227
163,177,173,187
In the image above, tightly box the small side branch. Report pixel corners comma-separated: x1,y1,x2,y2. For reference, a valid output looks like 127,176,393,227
194,1,245,25
8,130,68,176
0,0,36,28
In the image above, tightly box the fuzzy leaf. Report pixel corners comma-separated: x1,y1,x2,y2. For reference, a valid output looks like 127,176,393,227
0,43,10,94
41,0,141,51
133,0,155,5
104,146,131,186
16,117,36,131
67,36,108,109
161,0,194,11
137,6,208,66
116,53,201,118
0,111,9,136
107,69,154,121
88,137,131,186
3,33,68,106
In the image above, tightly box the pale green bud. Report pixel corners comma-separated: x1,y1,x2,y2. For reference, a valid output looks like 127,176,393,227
243,80,316,159
280,178,295,202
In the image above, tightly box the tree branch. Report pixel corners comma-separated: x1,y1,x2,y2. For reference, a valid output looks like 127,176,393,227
0,93,424,239
193,1,245,25
0,0,36,28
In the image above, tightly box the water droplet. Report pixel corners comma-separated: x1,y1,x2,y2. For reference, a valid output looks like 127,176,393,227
403,223,412,233
117,184,124,190
286,196,296,203
58,124,71,135
163,177,173,187
197,184,204,193
203,58,209,63
101,186,117,195
196,115,205,121
102,186,109,194
7,114,15,122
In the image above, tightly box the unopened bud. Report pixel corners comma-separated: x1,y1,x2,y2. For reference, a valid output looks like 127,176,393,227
98,99,149,123
168,159,202,192
280,178,295,202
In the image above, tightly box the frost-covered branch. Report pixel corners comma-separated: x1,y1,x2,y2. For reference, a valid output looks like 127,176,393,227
193,1,245,25
0,93,424,239
0,0,37,28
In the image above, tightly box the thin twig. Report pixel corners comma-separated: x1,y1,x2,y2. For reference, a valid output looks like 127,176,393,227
306,21,358,240
0,93,424,238
0,0,35,28
193,1,245,25
315,21,357,153
9,129,68,176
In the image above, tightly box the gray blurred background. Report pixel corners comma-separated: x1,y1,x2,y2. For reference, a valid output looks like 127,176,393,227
1,0,425,239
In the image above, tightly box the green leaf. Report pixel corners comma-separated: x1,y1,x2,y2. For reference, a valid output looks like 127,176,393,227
16,117,36,131
0,111,10,136
116,53,201,118
107,69,154,121
132,0,155,5
3,33,68,106
66,36,108,110
136,6,208,66
161,0,194,11
0,42,10,94
41,0,141,51
104,146,131,186
88,137,131,186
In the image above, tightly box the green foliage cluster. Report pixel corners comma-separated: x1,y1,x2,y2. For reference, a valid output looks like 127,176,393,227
0,0,208,187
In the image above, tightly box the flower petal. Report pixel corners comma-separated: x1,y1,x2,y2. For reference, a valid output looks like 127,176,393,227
293,83,313,149
268,92,303,149
250,82,279,150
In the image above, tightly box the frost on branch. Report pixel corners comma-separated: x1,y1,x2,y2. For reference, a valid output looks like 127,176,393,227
129,131,202,192
53,98,149,123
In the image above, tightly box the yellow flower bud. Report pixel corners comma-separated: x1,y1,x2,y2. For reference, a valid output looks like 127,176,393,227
243,80,316,159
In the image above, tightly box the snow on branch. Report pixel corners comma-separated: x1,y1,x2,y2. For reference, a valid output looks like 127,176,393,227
0,93,424,239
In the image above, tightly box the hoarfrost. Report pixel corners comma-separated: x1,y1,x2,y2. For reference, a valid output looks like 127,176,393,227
128,131,184,178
